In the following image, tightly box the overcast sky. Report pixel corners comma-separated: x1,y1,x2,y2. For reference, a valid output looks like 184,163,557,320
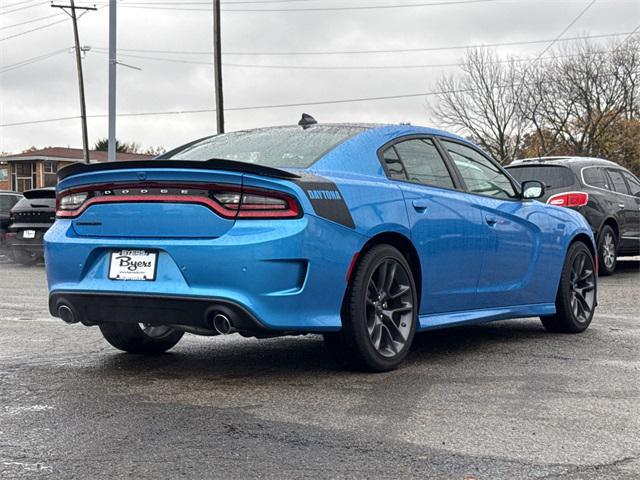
1,0,639,154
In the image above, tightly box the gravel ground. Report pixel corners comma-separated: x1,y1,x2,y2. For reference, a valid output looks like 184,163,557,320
0,258,638,479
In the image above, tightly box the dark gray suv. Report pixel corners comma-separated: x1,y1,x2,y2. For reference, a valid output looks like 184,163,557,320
507,157,640,276
0,190,23,258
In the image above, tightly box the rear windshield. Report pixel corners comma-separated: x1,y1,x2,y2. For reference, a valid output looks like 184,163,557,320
13,197,56,210
506,165,576,189
165,126,365,168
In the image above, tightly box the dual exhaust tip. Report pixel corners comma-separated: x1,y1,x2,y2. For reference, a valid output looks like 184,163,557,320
211,312,236,335
57,304,78,324
57,302,238,335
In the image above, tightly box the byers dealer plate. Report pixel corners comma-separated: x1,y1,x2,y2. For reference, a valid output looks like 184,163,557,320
108,250,158,281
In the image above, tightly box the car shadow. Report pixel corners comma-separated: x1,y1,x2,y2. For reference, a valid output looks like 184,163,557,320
92,319,549,379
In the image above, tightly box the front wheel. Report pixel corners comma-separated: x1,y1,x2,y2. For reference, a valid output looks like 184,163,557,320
99,322,184,354
324,244,418,372
541,241,596,333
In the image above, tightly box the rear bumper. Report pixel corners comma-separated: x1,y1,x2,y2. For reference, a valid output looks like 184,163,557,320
45,215,365,331
6,232,44,254
49,291,268,334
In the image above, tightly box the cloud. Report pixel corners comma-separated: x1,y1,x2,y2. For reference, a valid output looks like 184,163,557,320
1,0,638,153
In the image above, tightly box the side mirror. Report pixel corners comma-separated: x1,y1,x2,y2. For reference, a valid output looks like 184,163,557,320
521,180,545,200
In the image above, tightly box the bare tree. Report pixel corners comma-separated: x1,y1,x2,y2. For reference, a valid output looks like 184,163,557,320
430,48,528,164
519,38,639,157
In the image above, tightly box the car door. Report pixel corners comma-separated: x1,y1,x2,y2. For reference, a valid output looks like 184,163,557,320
605,168,635,245
379,137,489,315
619,170,640,250
439,139,550,309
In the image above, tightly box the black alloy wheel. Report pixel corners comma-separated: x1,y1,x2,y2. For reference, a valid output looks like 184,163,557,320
541,241,596,333
324,244,418,372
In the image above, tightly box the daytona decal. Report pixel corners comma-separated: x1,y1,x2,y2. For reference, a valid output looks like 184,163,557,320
294,173,355,229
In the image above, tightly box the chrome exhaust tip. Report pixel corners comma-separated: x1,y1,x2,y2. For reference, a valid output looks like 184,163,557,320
58,304,78,324
212,313,236,335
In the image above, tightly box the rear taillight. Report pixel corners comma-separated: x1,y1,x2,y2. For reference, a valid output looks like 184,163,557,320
546,191,589,207
58,192,89,212
214,190,300,218
56,183,301,220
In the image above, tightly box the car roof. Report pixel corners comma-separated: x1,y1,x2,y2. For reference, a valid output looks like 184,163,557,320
508,156,619,168
220,123,468,141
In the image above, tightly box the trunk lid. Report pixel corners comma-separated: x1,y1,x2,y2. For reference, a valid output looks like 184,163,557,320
56,160,299,239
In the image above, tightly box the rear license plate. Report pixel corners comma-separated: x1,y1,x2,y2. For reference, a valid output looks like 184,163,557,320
22,230,36,239
108,250,158,281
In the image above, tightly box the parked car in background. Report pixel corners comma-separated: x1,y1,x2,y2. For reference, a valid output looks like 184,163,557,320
506,157,640,275
45,123,597,371
0,190,23,257
7,187,56,265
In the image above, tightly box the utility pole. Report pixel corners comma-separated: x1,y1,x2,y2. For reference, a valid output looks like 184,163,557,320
213,0,224,133
52,1,96,164
108,0,116,161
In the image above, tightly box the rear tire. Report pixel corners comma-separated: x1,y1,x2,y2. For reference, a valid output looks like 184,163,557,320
597,225,617,276
99,322,184,354
541,241,596,333
11,249,39,266
324,244,418,372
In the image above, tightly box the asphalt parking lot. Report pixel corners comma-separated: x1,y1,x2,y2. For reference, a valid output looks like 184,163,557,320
0,259,638,479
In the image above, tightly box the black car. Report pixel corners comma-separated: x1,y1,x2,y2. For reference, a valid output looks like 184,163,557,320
7,187,56,265
1,190,24,257
507,157,640,275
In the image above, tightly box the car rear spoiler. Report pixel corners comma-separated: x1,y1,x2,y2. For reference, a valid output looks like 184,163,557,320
57,159,301,181
23,188,56,199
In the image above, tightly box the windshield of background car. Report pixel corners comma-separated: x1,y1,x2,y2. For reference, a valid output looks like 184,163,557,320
166,126,365,168
507,165,576,189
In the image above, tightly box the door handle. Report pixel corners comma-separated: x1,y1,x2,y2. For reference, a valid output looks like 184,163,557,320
412,200,429,212
618,204,625,209
485,215,498,226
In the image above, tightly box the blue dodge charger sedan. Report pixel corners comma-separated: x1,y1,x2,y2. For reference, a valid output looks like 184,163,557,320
45,121,597,371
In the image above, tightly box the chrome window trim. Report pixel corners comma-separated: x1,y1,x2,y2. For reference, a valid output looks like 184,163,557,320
580,166,639,200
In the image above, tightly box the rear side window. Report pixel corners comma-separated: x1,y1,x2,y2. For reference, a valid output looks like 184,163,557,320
507,165,576,189
582,167,610,190
387,139,454,189
607,169,630,195
622,171,640,196
381,145,407,181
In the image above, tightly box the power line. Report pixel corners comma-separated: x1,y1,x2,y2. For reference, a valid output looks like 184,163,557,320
0,47,70,74
89,46,636,71
0,12,65,30
0,72,625,128
89,0,502,11
98,31,636,57
532,0,597,63
0,18,68,41
0,0,41,9
0,1,49,15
